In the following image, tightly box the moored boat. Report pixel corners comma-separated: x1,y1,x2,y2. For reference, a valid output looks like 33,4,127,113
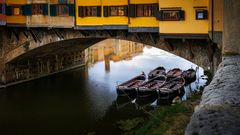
182,69,197,85
148,66,166,79
158,77,185,103
166,68,183,78
116,74,146,96
137,75,166,98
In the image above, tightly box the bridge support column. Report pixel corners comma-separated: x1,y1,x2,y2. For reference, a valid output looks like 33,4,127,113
223,0,240,55
185,1,240,134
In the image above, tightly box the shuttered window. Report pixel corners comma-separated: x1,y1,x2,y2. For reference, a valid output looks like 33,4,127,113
136,4,154,17
109,6,125,16
78,6,101,17
159,10,185,21
56,4,69,16
32,4,48,15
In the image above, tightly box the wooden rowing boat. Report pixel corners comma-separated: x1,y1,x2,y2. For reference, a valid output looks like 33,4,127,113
148,66,166,79
116,74,146,96
182,69,197,85
137,75,166,98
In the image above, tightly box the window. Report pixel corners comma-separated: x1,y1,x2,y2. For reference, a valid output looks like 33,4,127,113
79,6,101,17
196,10,208,20
109,6,125,16
136,4,153,17
13,6,22,15
84,6,97,16
32,4,43,15
56,4,69,16
159,10,185,21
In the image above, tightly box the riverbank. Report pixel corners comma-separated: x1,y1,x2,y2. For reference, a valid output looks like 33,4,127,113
0,63,85,89
115,89,203,135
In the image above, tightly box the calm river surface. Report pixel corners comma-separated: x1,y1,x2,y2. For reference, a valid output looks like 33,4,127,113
0,40,206,135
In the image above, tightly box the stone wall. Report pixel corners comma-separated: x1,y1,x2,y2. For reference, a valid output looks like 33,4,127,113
185,56,240,135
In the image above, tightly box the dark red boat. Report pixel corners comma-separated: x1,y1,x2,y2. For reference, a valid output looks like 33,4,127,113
148,66,166,79
158,77,185,102
182,69,197,85
166,68,183,78
116,74,146,96
137,75,166,98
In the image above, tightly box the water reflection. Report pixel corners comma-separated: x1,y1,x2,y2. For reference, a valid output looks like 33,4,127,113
0,39,206,135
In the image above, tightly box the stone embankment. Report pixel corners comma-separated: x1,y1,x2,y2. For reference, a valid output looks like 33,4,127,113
185,55,240,135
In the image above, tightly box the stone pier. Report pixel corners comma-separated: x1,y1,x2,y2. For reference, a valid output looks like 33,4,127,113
185,0,240,134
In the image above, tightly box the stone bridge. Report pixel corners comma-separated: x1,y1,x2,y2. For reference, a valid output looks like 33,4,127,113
0,27,221,86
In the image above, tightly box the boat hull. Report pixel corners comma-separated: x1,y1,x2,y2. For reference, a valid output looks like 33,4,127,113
116,88,137,96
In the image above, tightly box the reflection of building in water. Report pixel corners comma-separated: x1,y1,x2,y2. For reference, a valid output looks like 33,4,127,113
85,39,144,70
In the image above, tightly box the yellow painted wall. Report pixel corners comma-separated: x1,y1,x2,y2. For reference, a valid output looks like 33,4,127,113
6,0,27,25
129,0,159,28
101,0,128,26
209,0,223,32
76,0,102,26
158,0,209,34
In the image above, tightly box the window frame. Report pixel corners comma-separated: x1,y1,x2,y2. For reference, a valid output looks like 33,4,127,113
12,5,23,16
160,10,184,21
109,6,125,16
56,4,69,17
136,4,154,17
196,9,208,20
83,6,98,17
32,4,44,15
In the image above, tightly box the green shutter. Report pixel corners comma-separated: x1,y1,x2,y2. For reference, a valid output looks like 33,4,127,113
103,6,108,17
42,4,48,15
6,5,12,16
129,4,136,17
22,4,32,16
50,5,57,16
179,10,185,20
68,4,75,16
78,6,84,17
124,5,128,16
97,6,101,17
153,3,159,17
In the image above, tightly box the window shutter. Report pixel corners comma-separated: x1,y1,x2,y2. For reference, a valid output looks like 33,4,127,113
2,4,6,14
158,10,163,20
124,5,128,16
50,5,57,16
78,6,84,17
103,6,108,17
42,4,48,15
68,4,75,16
97,6,101,17
179,10,185,20
22,4,32,16
6,5,12,16
129,4,136,17
203,10,208,19
153,3,159,17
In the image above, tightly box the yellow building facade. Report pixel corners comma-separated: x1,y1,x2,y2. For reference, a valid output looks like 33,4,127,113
75,0,214,35
158,0,209,34
6,0,27,26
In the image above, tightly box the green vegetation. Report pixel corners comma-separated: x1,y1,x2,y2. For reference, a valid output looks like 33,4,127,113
223,52,239,56
116,91,203,135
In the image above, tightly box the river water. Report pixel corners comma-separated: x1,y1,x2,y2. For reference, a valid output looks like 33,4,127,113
0,40,206,135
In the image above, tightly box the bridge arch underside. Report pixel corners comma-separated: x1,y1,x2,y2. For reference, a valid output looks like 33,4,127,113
1,28,221,85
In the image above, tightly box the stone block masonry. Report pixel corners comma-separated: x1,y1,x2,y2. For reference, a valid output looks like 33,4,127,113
185,55,240,135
